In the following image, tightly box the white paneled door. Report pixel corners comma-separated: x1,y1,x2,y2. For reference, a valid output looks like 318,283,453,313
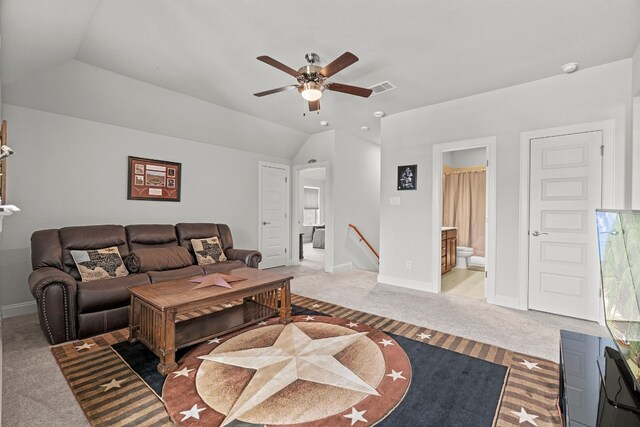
528,131,602,320
259,164,288,269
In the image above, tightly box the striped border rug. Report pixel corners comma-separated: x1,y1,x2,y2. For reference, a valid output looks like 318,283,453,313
52,295,561,426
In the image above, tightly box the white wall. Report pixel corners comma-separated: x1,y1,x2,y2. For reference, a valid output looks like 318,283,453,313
292,130,335,164
0,104,290,312
379,59,632,303
292,130,380,272
333,131,380,272
633,40,640,207
633,41,640,96
447,147,487,168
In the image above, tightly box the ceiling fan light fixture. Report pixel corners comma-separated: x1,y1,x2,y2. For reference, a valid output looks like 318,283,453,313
300,82,324,102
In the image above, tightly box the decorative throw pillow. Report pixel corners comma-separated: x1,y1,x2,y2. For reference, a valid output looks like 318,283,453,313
70,246,129,282
191,236,227,265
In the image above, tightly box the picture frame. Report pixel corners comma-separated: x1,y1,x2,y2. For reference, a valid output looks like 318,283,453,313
397,165,417,190
127,156,181,201
0,121,7,203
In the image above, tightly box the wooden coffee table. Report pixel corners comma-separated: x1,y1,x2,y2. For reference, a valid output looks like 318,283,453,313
127,267,293,375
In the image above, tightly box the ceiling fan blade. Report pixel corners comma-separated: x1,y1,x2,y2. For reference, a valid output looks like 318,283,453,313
320,52,359,78
326,82,373,98
308,100,320,111
253,85,298,97
257,56,302,78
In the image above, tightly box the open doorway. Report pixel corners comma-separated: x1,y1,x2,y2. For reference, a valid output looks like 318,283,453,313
295,166,328,271
432,137,497,303
440,147,488,300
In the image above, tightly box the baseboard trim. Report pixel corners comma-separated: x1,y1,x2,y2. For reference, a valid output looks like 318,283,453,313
377,274,433,292
2,301,37,318
328,262,352,273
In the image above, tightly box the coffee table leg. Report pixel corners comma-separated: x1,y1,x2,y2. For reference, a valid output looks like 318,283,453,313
158,309,178,375
280,280,292,324
128,295,139,343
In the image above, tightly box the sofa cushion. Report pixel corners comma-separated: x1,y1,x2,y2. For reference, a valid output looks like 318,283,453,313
60,225,129,281
77,273,150,314
201,260,246,274
146,265,204,283
125,247,193,273
71,246,129,282
126,224,178,251
191,236,227,265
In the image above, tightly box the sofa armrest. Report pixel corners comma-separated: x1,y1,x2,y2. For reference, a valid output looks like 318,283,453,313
224,249,262,268
28,267,78,344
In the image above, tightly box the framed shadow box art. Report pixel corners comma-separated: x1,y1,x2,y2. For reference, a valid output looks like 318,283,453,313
128,156,181,201
397,165,417,190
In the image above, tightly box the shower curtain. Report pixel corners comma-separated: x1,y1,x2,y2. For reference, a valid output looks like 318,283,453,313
442,168,486,257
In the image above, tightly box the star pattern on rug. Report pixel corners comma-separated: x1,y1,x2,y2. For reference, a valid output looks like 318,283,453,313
416,332,431,340
180,403,205,421
510,407,539,426
519,359,542,370
172,367,194,378
344,407,367,425
258,321,268,326
208,337,221,344
346,322,359,328
312,303,321,308
198,323,379,426
386,370,406,382
303,316,315,321
100,378,125,392
75,342,95,351
223,303,233,308
378,339,394,347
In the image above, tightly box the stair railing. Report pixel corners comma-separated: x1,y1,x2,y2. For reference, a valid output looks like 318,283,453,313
348,224,379,261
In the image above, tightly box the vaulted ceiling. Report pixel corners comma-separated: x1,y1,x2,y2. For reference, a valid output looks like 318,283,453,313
2,0,640,148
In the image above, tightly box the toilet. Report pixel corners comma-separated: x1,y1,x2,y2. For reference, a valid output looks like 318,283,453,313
455,246,474,269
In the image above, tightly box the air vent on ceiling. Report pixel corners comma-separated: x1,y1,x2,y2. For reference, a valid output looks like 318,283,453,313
368,81,396,96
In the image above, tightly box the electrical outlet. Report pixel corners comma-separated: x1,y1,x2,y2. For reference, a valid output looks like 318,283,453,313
406,260,412,269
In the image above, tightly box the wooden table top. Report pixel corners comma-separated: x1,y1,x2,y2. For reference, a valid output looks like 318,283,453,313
128,267,293,311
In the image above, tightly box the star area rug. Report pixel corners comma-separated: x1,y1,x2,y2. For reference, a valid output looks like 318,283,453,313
51,295,562,426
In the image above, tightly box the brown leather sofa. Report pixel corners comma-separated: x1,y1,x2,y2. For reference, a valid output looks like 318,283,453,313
28,223,261,344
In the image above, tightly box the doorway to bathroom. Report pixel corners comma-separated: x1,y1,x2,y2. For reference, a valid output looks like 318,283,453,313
432,137,497,303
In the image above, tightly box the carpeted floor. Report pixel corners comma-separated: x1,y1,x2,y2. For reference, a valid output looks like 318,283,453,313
2,265,606,426
51,295,561,426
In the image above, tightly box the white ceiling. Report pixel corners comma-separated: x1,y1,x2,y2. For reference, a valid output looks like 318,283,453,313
2,0,640,146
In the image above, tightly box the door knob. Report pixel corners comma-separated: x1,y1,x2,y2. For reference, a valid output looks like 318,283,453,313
531,230,548,237
263,221,271,225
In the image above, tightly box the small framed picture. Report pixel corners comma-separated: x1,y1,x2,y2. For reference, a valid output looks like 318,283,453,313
397,165,417,190
134,175,144,186
167,168,176,177
134,164,145,174
167,178,176,188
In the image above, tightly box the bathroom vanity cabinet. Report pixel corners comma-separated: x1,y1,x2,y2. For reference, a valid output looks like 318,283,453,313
441,228,457,274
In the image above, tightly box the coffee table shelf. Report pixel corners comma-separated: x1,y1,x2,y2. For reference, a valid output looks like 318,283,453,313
174,301,278,349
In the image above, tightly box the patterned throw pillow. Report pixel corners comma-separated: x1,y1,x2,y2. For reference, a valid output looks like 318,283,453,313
70,246,129,282
191,236,227,265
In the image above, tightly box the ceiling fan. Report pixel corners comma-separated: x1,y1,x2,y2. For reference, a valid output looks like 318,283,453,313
253,52,373,112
